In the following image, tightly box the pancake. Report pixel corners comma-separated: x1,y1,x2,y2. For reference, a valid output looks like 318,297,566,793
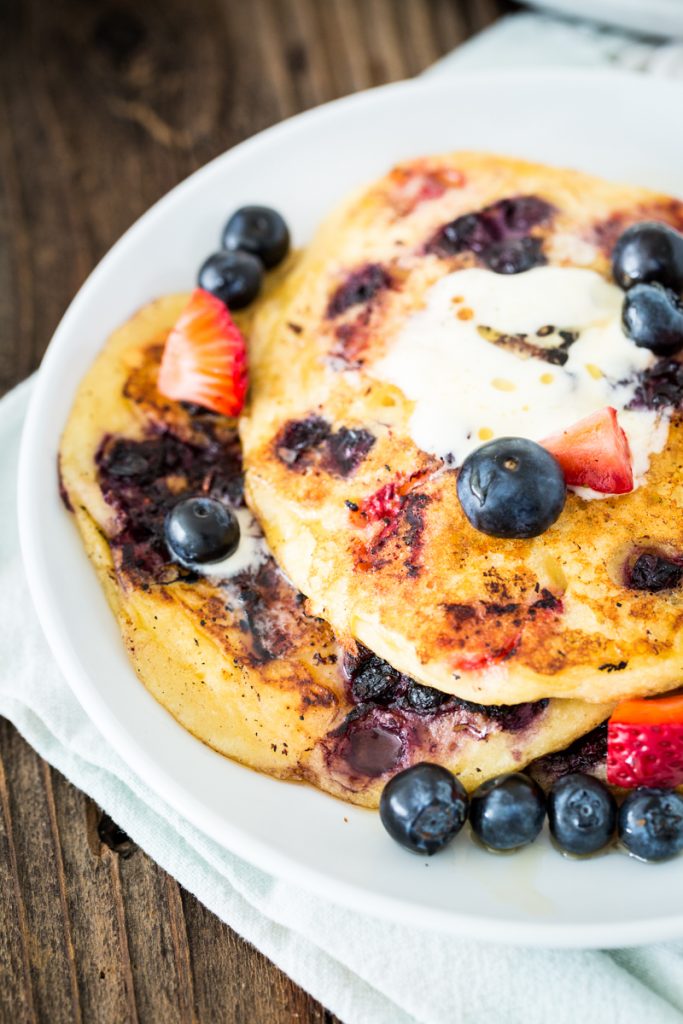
240,151,683,706
58,294,610,806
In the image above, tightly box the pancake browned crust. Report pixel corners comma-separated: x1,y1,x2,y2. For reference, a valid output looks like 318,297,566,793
240,152,683,706
58,295,610,806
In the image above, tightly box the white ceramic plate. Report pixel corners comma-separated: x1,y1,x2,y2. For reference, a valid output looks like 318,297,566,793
18,70,683,948
527,0,683,38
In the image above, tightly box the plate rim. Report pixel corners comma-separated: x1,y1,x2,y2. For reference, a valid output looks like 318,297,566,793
18,67,683,949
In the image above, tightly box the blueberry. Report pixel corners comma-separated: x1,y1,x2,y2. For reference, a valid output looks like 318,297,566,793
627,551,683,592
622,283,683,356
198,250,263,310
483,237,545,275
548,773,616,856
380,763,469,855
456,437,566,539
469,772,546,851
403,681,451,713
618,788,683,863
222,205,290,269
612,221,683,292
350,657,400,704
165,496,240,566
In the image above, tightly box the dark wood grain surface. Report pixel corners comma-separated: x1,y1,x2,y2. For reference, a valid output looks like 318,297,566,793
0,1,513,1020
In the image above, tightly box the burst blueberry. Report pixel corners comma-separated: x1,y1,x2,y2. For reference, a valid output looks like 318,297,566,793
165,496,240,566
380,763,469,855
484,237,545,275
222,205,290,269
618,788,683,863
469,772,546,851
456,437,566,539
548,773,616,856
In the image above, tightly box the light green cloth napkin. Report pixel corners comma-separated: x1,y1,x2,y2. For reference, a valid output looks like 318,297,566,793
7,15,683,1023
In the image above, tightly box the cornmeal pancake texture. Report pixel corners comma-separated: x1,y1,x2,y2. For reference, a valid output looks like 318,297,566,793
241,152,683,705
59,295,610,806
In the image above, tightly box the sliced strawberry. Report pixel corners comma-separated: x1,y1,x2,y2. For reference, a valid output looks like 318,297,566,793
541,406,633,494
607,695,683,789
158,288,248,417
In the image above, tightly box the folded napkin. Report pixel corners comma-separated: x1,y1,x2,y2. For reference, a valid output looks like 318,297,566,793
6,14,683,1024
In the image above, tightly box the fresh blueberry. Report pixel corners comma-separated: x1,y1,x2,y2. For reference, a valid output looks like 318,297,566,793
548,773,616,856
456,437,566,539
198,250,263,309
222,205,290,269
469,772,546,851
612,221,683,292
622,283,683,356
618,788,683,863
165,496,240,566
380,763,469,855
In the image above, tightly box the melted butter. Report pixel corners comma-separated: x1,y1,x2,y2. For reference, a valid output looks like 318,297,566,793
192,507,270,579
370,267,669,491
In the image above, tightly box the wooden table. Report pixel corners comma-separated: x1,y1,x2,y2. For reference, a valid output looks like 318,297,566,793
0,1,514,1019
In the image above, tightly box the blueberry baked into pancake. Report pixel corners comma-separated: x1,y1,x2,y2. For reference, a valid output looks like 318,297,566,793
240,152,683,707
58,290,607,808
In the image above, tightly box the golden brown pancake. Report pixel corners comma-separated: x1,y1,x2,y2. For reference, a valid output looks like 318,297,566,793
240,152,683,705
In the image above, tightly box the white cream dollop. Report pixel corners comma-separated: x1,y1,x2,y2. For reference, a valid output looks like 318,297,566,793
369,266,668,489
191,507,270,579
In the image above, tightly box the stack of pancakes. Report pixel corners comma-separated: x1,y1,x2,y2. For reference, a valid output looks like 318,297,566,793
60,154,683,807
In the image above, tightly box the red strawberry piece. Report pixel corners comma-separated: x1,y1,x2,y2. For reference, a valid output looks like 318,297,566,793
158,288,248,417
541,406,633,494
607,695,683,789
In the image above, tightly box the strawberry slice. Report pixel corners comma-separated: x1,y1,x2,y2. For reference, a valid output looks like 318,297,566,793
607,695,683,789
158,288,248,417
541,406,633,494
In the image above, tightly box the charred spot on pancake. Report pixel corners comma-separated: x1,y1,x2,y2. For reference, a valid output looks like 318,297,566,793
96,427,243,584
628,359,683,412
445,603,477,625
326,263,393,319
625,550,683,592
402,492,431,577
275,417,375,477
427,195,555,268
529,588,563,614
442,589,563,671
528,723,608,790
